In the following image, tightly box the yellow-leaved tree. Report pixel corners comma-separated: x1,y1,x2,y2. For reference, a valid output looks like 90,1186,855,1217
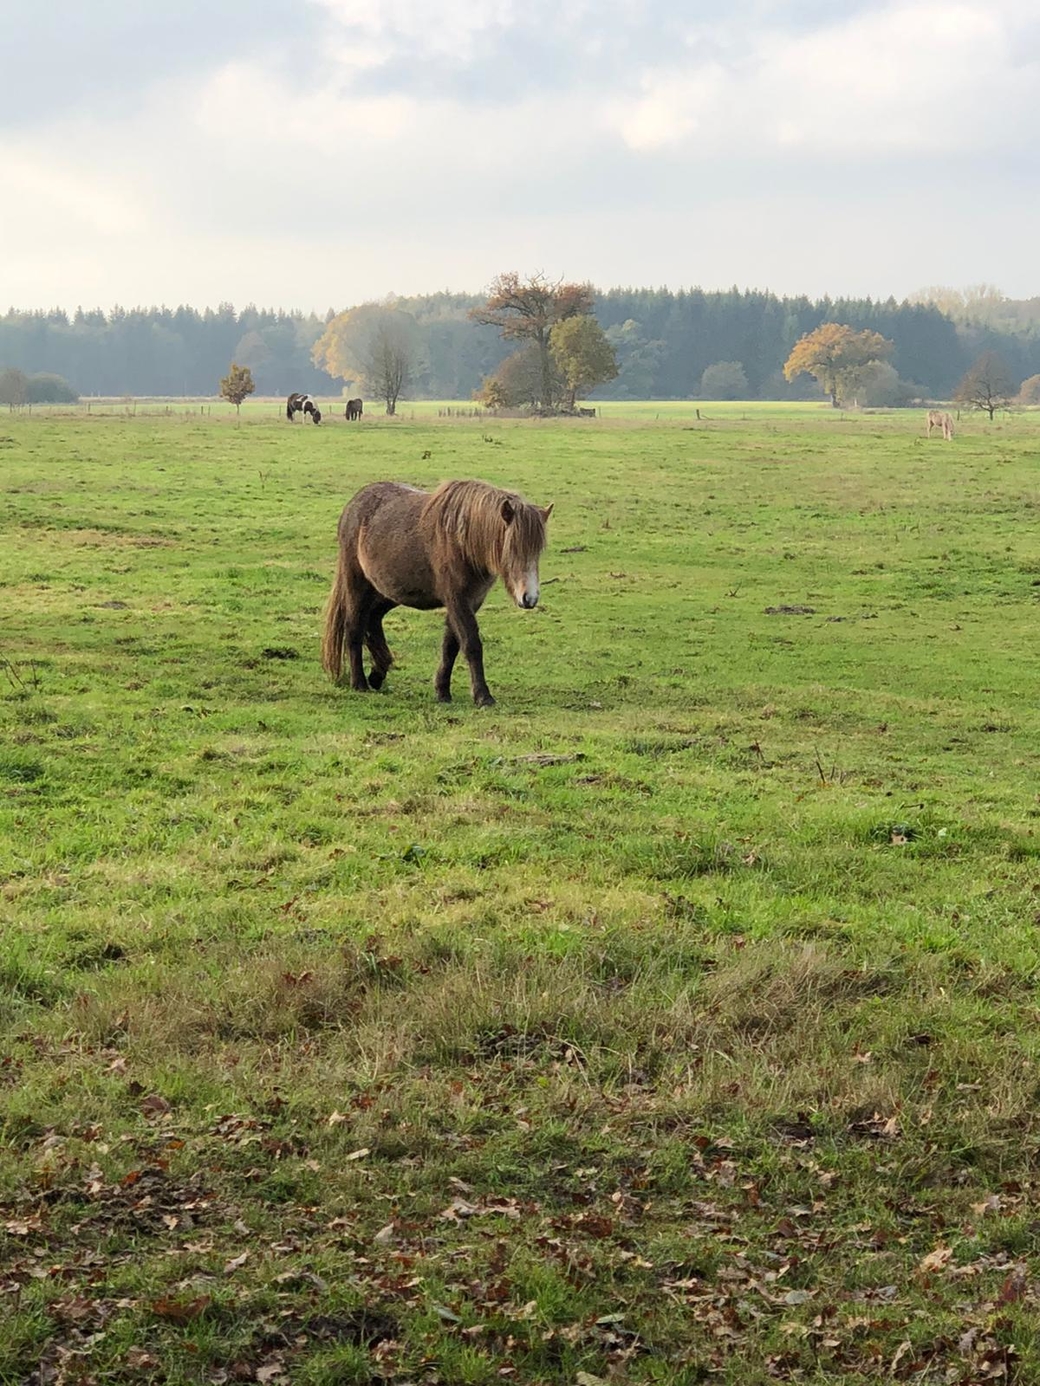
549,315,618,411
219,362,255,420
312,304,423,415
783,324,893,407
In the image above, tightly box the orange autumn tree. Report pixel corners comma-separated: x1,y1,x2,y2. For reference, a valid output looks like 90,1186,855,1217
783,323,893,407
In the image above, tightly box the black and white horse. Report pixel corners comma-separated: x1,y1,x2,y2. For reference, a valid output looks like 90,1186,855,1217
287,392,322,424
345,397,364,421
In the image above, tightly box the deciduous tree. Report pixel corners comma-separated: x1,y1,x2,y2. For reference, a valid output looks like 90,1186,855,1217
312,305,422,415
700,361,748,399
471,273,594,412
0,367,29,409
954,351,1016,419
476,345,564,411
847,360,912,408
219,362,255,418
26,372,78,404
782,323,894,407
549,315,618,410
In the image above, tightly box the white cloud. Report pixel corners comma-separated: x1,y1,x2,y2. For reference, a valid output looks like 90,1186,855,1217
606,0,1040,155
311,0,526,61
3,0,1040,308
0,153,146,239
193,62,415,152
616,66,727,151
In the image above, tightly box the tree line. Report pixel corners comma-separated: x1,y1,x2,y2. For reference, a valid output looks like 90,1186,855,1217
4,287,1040,403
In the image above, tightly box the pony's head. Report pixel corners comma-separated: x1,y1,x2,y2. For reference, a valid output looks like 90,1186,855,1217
425,480,553,609
310,406,322,424
498,495,553,609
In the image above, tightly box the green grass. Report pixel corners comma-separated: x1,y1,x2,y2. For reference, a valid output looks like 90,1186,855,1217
2,404,1040,1383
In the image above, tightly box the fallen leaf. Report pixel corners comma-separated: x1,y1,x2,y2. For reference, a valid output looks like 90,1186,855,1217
345,1147,370,1162
889,1340,912,1374
223,1251,249,1274
373,1222,395,1244
919,1245,953,1274
998,1265,1028,1303
49,1295,94,1322
125,1347,160,1370
150,1294,211,1322
781,1289,814,1306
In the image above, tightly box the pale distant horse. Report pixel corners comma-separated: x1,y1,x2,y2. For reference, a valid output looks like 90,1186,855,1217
926,409,954,440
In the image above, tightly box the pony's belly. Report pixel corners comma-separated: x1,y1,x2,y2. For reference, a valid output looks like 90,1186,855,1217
394,589,443,611
382,582,443,609
360,557,443,610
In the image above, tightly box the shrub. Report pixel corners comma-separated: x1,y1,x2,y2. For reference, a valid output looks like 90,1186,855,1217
26,372,79,403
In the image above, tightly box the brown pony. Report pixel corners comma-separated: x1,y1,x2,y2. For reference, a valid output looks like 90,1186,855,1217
322,479,553,705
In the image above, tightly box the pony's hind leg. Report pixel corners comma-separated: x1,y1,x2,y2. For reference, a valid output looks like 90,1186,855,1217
345,584,381,692
434,623,460,702
365,600,395,691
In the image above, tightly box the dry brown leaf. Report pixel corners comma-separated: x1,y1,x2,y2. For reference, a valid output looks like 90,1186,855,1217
998,1265,1028,1303
125,1348,160,1370
919,1244,953,1274
150,1294,211,1322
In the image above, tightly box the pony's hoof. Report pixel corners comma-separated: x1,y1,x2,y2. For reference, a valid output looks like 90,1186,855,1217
436,691,452,703
350,681,369,693
474,693,496,708
368,670,386,690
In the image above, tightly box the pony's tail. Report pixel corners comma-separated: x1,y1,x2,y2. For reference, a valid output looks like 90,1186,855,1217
321,547,350,683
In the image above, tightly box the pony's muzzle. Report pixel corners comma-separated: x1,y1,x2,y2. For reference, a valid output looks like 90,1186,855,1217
513,563,540,609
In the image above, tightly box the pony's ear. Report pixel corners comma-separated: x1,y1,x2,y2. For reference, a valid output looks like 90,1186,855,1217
501,498,515,525
541,503,554,521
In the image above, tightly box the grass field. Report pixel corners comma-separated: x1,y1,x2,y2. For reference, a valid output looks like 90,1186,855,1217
2,404,1040,1384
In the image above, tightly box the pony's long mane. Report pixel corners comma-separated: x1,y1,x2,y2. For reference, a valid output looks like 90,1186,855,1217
422,479,546,573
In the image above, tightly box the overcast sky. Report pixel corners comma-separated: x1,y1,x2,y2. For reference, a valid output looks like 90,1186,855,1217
3,0,1039,312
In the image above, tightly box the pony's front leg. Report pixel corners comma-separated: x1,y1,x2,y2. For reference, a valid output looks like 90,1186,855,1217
434,624,460,702
447,605,494,707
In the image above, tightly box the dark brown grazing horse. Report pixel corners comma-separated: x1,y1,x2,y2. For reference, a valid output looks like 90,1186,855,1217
345,397,363,421
322,479,552,705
